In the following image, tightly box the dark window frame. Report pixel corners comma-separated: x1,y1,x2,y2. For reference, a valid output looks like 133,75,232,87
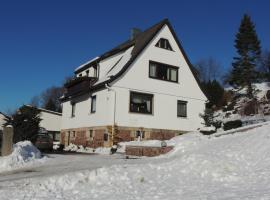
136,130,145,139
177,100,187,118
129,91,153,115
71,102,76,117
155,38,173,51
149,61,179,83
91,95,96,113
104,133,109,142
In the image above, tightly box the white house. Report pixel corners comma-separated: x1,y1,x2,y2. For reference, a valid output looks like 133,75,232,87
25,105,62,141
60,19,207,147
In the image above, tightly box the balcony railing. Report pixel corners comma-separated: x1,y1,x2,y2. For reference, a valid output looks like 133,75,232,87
64,76,97,97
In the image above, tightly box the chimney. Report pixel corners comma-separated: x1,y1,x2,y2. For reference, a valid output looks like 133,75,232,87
130,28,141,40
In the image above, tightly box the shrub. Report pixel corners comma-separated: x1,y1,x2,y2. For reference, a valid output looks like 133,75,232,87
223,120,242,131
200,129,216,135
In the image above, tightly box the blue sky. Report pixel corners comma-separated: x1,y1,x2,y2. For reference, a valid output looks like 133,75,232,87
0,0,269,112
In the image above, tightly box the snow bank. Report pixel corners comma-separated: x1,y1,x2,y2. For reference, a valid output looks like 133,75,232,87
2,123,270,199
64,143,111,155
0,141,46,173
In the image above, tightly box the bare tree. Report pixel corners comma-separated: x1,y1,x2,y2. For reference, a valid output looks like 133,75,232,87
194,58,223,83
259,50,270,81
40,86,64,112
29,95,41,107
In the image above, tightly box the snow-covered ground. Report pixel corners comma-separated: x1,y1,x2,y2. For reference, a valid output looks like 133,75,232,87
64,143,112,154
1,122,270,199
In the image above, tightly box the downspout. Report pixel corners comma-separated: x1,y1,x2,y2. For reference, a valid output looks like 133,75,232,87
105,83,116,146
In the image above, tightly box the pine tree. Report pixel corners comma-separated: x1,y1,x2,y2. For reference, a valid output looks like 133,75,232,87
203,80,225,109
5,105,42,143
228,14,261,98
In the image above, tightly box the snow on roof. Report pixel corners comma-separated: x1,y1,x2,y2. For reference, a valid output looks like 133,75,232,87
75,56,100,72
94,46,134,85
25,105,62,116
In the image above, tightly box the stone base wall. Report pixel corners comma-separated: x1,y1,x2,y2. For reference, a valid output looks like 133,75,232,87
61,126,185,148
126,146,174,157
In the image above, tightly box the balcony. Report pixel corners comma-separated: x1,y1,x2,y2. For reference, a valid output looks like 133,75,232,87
64,76,97,97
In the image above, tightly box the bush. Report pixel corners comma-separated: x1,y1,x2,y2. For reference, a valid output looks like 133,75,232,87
223,120,242,131
200,130,216,135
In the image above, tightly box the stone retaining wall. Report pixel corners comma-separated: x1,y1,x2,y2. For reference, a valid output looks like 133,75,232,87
61,126,182,148
125,146,174,157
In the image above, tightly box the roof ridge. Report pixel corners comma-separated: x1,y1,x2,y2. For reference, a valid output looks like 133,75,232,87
75,19,168,74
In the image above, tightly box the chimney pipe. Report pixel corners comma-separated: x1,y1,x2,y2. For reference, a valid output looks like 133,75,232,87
130,28,141,40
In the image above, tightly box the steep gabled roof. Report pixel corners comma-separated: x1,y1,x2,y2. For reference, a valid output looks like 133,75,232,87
76,19,166,74
65,19,208,101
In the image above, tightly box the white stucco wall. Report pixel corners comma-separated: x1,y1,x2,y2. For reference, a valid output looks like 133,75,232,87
61,24,207,132
39,111,62,132
110,25,207,131
61,90,113,129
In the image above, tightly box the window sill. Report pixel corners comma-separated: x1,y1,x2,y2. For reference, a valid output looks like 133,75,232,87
149,76,178,84
177,116,188,119
129,111,154,116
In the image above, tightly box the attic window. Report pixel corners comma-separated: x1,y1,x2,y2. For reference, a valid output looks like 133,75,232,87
155,38,173,51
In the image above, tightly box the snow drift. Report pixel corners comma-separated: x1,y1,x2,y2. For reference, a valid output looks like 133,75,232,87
1,122,270,199
0,141,45,173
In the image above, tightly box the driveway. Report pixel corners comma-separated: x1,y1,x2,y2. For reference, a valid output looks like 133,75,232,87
0,153,143,184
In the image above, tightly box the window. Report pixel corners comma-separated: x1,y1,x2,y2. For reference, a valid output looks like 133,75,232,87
86,70,89,77
89,130,93,138
93,66,97,77
91,95,96,113
149,61,178,82
177,100,187,117
155,38,173,51
79,73,82,77
89,130,94,140
104,133,109,141
72,131,76,137
130,92,153,114
71,102,76,117
136,130,145,139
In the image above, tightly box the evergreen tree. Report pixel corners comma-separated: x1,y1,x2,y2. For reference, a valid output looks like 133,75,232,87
5,105,42,143
228,14,261,98
203,80,225,109
199,108,215,127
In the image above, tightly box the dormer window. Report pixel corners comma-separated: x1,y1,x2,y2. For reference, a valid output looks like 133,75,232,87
155,38,173,51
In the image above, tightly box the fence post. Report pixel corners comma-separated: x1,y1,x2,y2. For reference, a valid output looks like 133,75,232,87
1,125,14,156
